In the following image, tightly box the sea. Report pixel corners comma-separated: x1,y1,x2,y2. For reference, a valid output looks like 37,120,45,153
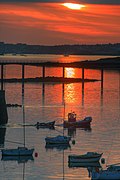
0,54,120,180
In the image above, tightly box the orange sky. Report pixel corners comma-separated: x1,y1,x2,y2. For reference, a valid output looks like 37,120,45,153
0,3,120,45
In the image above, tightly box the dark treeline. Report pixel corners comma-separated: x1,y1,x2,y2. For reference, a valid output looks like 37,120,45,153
0,42,120,55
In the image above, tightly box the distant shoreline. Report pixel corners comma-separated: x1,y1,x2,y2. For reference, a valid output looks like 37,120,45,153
0,77,99,83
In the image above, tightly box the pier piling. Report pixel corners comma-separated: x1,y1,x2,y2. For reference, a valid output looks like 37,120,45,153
0,90,8,125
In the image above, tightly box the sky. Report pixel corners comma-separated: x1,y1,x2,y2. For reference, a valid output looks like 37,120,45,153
0,0,120,45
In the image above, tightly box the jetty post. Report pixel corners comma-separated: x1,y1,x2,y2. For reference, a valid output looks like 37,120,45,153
0,64,8,125
82,67,84,92
22,64,25,96
0,90,8,125
101,69,104,106
42,66,45,78
101,69,104,93
81,68,85,107
1,64,4,90
63,67,65,78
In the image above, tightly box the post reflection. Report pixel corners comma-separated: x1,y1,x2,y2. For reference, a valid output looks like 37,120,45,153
0,127,6,148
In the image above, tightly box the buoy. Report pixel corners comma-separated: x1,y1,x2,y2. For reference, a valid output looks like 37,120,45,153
101,158,105,164
35,152,38,157
72,139,75,145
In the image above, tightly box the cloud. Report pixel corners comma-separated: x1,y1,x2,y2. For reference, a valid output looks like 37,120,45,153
0,0,120,5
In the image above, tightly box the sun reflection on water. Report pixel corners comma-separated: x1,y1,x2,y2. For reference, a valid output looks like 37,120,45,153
65,68,75,78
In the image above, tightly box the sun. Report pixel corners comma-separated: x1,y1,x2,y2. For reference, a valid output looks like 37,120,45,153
62,3,85,10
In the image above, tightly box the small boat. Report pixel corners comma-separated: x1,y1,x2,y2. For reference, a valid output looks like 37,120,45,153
1,154,34,163
35,121,55,129
91,165,120,179
45,135,71,145
68,152,103,163
1,147,34,156
64,112,92,128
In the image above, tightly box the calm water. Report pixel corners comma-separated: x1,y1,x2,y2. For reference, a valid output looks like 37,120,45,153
0,55,120,180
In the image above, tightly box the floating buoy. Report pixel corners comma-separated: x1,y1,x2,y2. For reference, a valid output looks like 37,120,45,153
101,158,105,164
35,152,38,157
72,139,75,145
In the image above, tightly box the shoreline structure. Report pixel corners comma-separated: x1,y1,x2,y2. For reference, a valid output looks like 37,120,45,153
0,56,120,83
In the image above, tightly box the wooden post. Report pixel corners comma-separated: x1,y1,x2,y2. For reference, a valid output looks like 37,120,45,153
1,64,4,90
63,67,65,78
22,64,25,96
101,69,104,93
0,90,8,125
82,68,84,107
43,66,45,78
101,69,104,106
82,68,84,92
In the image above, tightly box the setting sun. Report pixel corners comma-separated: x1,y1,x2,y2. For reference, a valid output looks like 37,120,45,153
62,3,85,10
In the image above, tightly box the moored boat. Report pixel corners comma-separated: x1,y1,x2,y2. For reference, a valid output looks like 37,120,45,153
64,112,92,128
91,165,120,179
1,154,34,163
35,121,55,129
1,147,34,156
45,135,71,145
68,152,103,163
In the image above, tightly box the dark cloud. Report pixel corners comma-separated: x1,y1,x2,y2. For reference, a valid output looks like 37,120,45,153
0,0,120,5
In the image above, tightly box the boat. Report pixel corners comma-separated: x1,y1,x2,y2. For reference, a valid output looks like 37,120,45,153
1,98,34,156
45,135,71,145
68,152,103,163
1,147,34,156
35,120,55,129
1,154,34,163
64,112,92,128
91,165,120,179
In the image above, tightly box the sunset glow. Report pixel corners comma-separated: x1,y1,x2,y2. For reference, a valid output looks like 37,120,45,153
65,68,75,78
0,3,120,44
62,3,85,10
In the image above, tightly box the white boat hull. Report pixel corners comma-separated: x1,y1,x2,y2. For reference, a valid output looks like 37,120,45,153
1,147,34,156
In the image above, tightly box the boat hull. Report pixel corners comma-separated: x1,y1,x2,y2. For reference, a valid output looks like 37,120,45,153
68,153,102,163
1,147,34,156
92,171,120,180
1,155,34,163
35,121,55,129
69,156,101,163
64,118,92,128
45,135,71,145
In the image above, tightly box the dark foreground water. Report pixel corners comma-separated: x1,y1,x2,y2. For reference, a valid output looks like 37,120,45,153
0,55,120,180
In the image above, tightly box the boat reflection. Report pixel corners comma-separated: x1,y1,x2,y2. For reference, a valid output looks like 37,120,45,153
1,155,34,164
68,161,101,168
68,161,101,178
67,126,92,137
45,143,71,151
0,127,6,148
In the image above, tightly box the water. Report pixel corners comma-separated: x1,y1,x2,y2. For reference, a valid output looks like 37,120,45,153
0,55,120,180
